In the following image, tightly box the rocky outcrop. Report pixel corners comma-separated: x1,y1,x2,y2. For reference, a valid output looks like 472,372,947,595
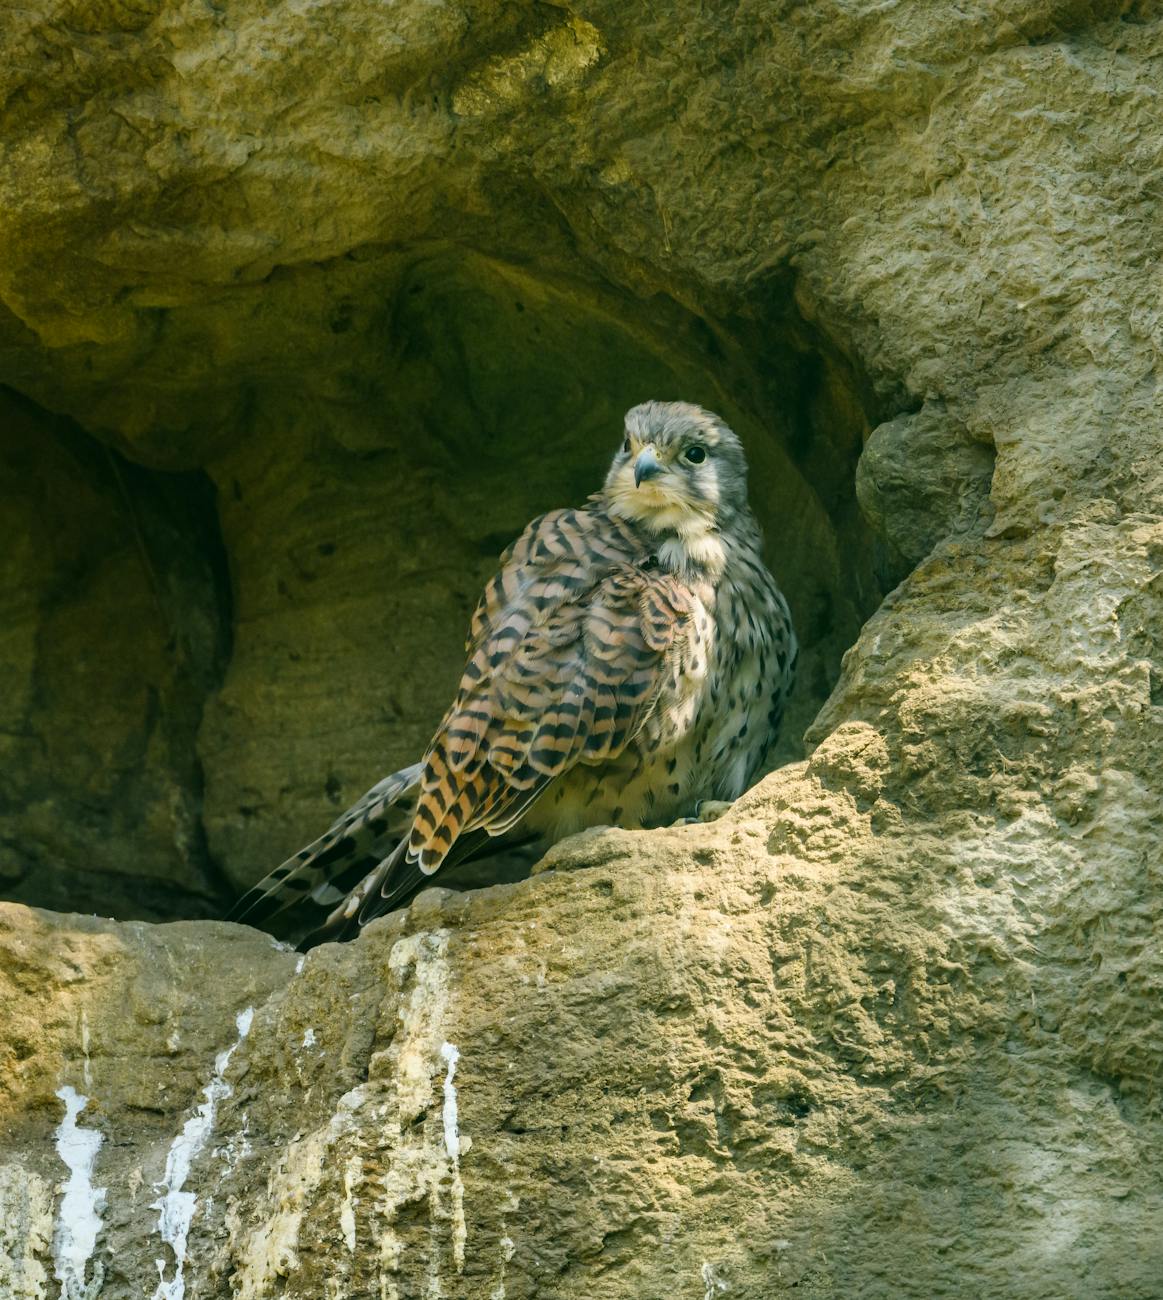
2,1,1162,1296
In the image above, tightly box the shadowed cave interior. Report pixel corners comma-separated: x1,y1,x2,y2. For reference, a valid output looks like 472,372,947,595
0,246,894,924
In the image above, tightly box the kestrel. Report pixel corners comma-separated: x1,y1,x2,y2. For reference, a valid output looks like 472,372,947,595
231,401,797,943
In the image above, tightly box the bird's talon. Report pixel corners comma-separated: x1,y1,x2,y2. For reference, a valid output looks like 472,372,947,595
694,799,733,823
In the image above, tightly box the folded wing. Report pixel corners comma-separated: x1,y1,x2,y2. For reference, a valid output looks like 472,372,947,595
232,506,694,941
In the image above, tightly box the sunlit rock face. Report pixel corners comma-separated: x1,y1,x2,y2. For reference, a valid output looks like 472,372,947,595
2,1,1162,1297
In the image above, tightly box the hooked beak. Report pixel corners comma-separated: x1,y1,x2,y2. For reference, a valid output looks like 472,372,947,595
634,446,663,488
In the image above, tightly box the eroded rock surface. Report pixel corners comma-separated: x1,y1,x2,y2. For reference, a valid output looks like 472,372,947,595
1,0,1162,1296
2,666,1161,1298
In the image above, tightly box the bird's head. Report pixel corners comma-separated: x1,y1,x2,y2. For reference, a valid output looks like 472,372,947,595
602,402,749,557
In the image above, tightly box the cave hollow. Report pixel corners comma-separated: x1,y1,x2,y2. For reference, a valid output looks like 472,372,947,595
0,245,889,922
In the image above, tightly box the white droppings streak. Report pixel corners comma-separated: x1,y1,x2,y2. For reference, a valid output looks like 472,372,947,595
439,1041,466,1272
340,1156,362,1253
378,931,469,1290
232,1084,369,1298
52,1086,106,1300
439,1043,460,1160
702,1261,729,1298
150,1007,254,1300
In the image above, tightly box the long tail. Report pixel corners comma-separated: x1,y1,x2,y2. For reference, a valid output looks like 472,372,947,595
305,826,536,947
226,763,424,939
227,762,538,948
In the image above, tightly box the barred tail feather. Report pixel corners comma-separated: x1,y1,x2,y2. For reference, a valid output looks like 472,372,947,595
303,828,541,947
226,762,423,933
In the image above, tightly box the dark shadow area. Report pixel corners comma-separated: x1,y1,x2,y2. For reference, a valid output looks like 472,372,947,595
0,387,234,920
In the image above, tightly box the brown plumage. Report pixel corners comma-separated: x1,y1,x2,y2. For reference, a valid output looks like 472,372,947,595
229,401,796,945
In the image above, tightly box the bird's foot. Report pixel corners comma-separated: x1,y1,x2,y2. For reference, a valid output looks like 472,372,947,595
694,799,733,823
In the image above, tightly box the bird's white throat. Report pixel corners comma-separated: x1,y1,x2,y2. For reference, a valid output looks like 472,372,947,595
606,479,727,574
656,527,727,575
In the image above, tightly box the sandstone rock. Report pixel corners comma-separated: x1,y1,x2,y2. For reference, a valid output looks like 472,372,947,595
1,0,1162,1296
2,657,1161,1298
855,402,996,572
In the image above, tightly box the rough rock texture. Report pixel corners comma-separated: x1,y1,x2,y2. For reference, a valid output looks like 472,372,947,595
0,42,883,910
2,0,1163,1297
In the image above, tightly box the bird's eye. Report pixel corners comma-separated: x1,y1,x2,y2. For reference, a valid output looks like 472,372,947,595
685,445,706,464
622,437,631,453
